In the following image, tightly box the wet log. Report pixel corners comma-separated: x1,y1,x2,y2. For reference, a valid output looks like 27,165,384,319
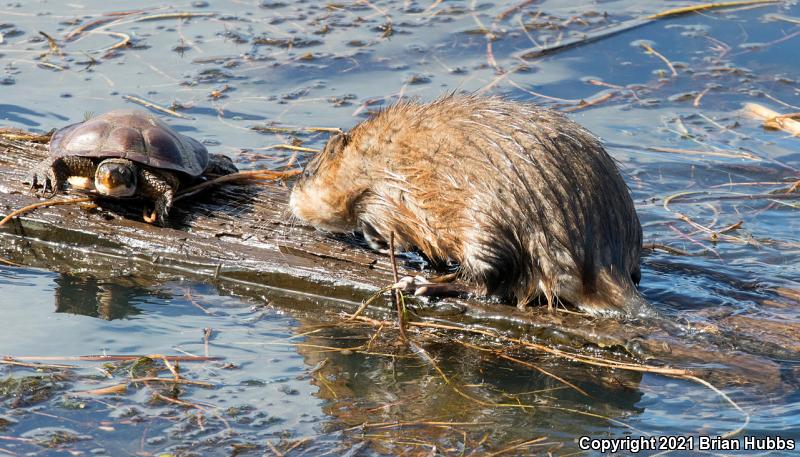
0,135,786,387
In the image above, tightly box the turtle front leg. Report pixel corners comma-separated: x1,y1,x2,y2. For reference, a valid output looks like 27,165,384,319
137,169,179,226
26,156,96,196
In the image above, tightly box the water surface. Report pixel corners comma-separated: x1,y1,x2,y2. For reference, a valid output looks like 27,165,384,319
1,1,799,455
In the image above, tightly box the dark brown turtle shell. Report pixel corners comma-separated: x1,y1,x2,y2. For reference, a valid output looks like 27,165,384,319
49,109,208,177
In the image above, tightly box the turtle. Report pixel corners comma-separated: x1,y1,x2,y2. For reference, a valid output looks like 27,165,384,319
25,109,238,225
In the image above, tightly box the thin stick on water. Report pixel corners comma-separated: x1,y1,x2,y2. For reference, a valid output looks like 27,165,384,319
10,354,219,362
174,169,301,202
255,144,320,153
38,31,61,54
639,42,678,77
122,94,193,119
0,197,94,227
647,0,780,19
1,357,76,370
389,232,408,342
743,102,800,136
346,285,394,321
139,169,300,223
92,30,131,53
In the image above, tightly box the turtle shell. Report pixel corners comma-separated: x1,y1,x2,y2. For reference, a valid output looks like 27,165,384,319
49,109,208,177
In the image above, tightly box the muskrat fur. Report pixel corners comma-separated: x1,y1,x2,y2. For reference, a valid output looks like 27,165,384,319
290,95,652,318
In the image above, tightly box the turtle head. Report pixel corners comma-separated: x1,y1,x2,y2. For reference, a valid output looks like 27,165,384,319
95,158,138,197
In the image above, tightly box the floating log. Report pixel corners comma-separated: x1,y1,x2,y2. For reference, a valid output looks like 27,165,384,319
0,134,788,387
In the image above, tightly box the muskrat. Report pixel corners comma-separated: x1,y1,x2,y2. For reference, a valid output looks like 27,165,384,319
290,95,652,318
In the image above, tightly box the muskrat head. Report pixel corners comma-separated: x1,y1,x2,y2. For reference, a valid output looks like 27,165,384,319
290,133,365,233
94,158,138,197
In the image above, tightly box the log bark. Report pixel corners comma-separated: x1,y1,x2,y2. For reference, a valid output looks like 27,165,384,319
0,135,786,387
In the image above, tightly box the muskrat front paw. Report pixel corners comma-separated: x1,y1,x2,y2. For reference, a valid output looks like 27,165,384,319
394,275,465,297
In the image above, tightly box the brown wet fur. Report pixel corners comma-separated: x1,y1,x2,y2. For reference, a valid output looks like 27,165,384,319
291,95,651,318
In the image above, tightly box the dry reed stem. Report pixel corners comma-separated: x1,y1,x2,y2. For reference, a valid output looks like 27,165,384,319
562,92,616,112
122,95,192,119
11,355,218,362
639,42,678,77
766,13,800,25
1,357,76,370
663,192,752,244
78,11,216,42
152,353,180,379
485,437,548,457
346,285,394,321
693,86,712,107
356,315,748,444
256,144,320,153
455,340,590,397
646,145,760,160
389,232,408,342
266,441,285,457
129,376,214,387
513,0,778,65
65,17,120,41
90,30,131,53
495,0,538,21
408,340,535,409
0,257,22,267
174,169,300,202
643,242,708,256
38,31,60,54
407,320,691,376
74,383,128,395
0,129,52,142
0,197,94,227
506,79,580,103
743,102,800,136
647,0,780,19
357,0,393,39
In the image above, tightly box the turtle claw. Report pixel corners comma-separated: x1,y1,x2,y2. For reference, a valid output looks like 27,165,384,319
143,207,159,224
25,166,60,197
142,192,172,226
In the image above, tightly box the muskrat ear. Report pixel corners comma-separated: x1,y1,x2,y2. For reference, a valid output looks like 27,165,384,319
323,132,349,155
339,132,350,147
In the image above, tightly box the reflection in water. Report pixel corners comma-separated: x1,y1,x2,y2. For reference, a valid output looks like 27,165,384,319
292,320,646,454
52,274,146,320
